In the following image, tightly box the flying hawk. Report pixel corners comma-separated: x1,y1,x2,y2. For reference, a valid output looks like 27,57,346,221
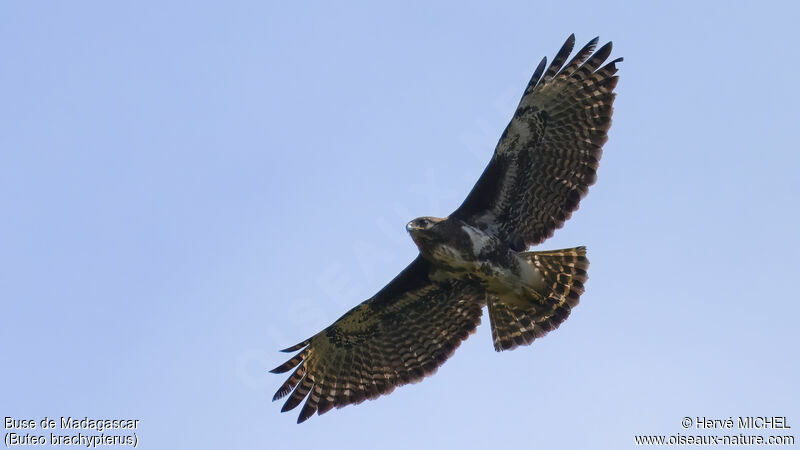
272,34,621,423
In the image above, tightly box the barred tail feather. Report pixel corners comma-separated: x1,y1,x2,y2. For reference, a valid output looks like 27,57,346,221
488,246,589,351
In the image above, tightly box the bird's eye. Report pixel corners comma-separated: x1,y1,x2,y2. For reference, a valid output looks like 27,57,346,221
420,219,428,227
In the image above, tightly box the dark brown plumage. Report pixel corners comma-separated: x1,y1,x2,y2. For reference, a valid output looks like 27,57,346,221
453,35,621,247
272,34,621,423
272,257,485,423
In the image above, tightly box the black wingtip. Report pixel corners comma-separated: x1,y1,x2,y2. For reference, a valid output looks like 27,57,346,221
297,403,317,424
528,56,547,89
280,402,295,413
542,34,577,81
535,56,547,75
269,361,297,374
584,41,613,71
270,350,307,374
581,36,600,55
272,386,291,401
596,40,612,56
280,339,310,353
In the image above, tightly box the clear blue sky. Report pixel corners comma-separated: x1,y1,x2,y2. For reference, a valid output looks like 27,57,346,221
2,1,798,449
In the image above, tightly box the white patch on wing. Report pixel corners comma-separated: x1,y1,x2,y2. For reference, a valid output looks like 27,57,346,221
462,225,493,256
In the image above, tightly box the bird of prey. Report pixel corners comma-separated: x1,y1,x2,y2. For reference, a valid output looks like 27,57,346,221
271,34,621,423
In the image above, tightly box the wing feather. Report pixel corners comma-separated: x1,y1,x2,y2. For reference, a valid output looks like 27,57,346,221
452,35,622,246
271,257,485,423
272,364,305,401
543,33,575,81
556,36,599,79
279,340,311,353
528,56,548,89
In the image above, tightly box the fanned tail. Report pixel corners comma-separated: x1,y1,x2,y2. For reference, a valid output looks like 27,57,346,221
488,247,589,351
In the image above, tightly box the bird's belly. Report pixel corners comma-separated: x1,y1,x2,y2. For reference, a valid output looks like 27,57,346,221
428,230,546,296
481,262,527,294
476,254,548,300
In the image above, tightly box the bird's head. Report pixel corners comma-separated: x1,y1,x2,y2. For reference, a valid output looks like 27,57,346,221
406,216,444,232
406,216,445,249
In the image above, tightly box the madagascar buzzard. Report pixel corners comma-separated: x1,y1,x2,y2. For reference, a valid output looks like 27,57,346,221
272,34,622,423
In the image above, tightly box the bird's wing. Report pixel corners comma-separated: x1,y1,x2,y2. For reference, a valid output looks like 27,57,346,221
271,256,485,423
451,35,622,248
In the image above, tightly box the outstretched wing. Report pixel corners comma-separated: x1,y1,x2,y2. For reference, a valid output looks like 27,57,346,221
271,256,485,423
452,35,622,248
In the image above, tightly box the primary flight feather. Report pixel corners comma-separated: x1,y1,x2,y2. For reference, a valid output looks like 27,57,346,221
271,34,622,423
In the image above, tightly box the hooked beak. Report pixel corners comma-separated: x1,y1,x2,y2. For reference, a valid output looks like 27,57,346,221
406,221,422,232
